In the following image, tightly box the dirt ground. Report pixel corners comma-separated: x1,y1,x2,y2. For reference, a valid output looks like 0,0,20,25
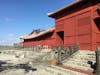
0,49,53,75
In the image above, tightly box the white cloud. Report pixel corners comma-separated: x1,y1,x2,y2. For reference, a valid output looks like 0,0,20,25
8,33,14,37
0,39,21,46
0,33,21,46
0,40,10,46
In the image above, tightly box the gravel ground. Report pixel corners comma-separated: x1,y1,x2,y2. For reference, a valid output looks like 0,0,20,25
0,49,53,75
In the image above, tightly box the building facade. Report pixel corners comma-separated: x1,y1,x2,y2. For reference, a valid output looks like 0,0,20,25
21,0,100,50
21,28,56,48
48,0,100,50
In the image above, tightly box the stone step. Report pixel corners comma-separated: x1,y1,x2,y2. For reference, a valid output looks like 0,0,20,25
68,57,96,62
63,63,93,71
63,61,91,68
47,65,87,75
64,61,90,67
69,56,95,60
63,58,95,64
65,57,96,63
70,53,95,57
62,50,95,72
75,51,95,54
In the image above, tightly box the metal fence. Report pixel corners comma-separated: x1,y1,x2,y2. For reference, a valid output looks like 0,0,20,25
52,45,79,65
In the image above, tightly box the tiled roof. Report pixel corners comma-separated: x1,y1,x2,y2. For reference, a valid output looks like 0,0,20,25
48,0,100,18
20,28,55,40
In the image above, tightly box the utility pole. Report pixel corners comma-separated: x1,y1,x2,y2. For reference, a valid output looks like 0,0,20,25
96,47,100,75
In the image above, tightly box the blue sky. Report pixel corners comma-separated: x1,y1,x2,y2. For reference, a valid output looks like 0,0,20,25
0,0,75,46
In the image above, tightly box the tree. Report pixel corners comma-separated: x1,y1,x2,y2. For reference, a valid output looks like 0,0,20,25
29,29,41,35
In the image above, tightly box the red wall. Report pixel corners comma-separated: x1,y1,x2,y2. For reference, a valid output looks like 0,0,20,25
55,18,64,46
55,5,100,50
23,41,34,48
23,32,56,48
92,5,100,49
23,4,100,50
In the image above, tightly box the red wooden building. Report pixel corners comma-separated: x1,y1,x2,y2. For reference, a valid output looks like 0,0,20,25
21,0,100,50
20,28,56,48
48,0,100,50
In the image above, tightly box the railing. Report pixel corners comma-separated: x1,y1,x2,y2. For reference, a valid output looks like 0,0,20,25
64,45,79,59
52,45,79,65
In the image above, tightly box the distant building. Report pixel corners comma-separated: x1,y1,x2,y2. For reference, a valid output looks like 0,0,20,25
20,28,56,48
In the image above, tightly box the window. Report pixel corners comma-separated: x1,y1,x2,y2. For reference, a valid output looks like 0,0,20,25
94,17,100,31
